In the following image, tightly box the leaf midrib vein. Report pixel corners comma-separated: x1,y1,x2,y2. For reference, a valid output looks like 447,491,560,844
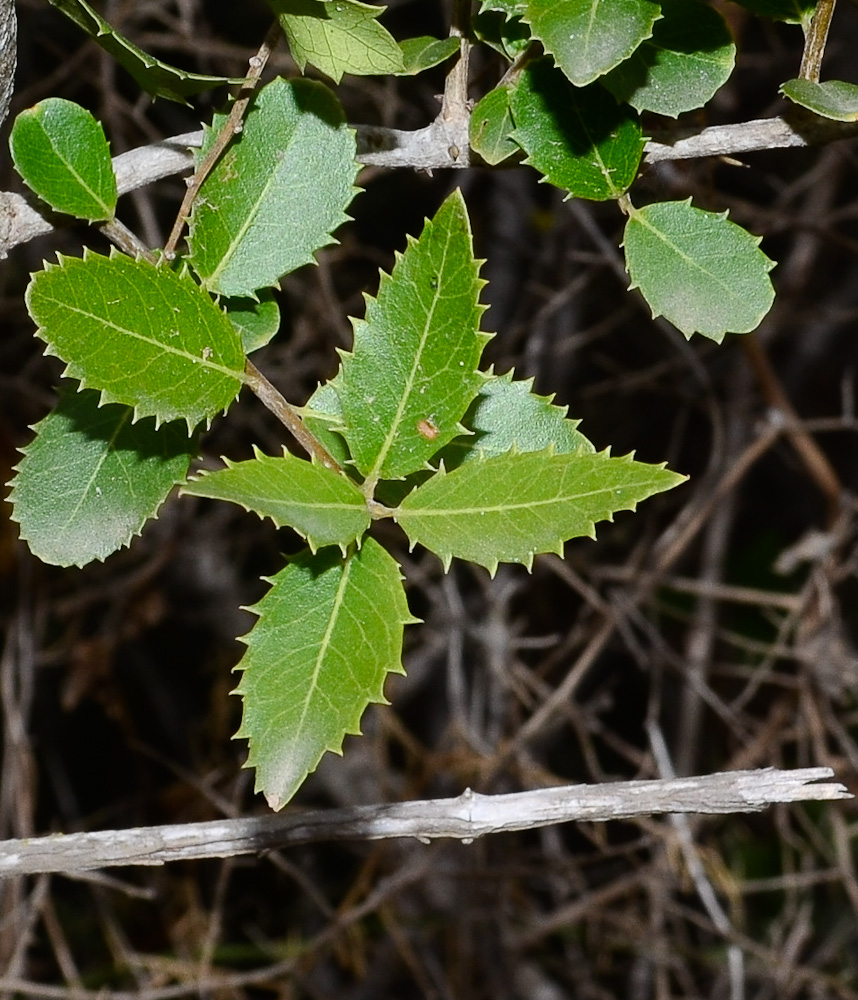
45,298,242,379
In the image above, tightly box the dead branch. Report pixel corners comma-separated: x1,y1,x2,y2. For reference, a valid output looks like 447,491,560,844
2,112,857,259
0,768,848,877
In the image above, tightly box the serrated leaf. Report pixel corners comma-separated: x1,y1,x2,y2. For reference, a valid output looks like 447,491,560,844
269,0,404,82
730,0,816,25
395,450,686,575
602,0,736,117
182,449,369,550
780,79,858,122
470,86,519,165
26,250,245,427
511,58,643,200
299,381,354,469
188,77,359,297
225,291,281,354
623,199,776,341
438,369,595,469
335,190,489,483
9,386,195,567
235,538,415,810
9,98,117,221
44,0,244,102
524,0,661,87
397,36,460,75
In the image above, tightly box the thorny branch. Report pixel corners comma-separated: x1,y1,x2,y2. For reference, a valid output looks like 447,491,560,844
2,113,858,257
0,769,848,877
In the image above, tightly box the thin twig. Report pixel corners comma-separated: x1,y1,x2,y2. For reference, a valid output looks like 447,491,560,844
742,336,843,525
98,218,155,262
0,769,847,876
648,723,746,1000
5,115,858,256
161,20,281,261
243,360,343,472
799,0,836,82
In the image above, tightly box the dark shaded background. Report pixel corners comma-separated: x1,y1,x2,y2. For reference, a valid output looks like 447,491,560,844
2,1,858,996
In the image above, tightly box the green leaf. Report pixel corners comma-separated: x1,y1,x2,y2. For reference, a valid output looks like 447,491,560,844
9,387,195,567
470,86,519,165
472,10,532,60
235,538,416,810
9,98,117,221
397,36,460,75
730,0,816,26
438,368,596,470
780,79,858,122
334,190,489,483
622,199,776,342
602,0,736,117
44,0,244,102
395,450,686,574
188,77,359,297
479,0,528,14
26,250,245,427
523,0,662,86
299,382,353,469
511,58,644,200
225,292,281,354
269,0,404,82
182,448,370,551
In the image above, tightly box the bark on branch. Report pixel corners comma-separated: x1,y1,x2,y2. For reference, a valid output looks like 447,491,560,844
0,768,848,877
2,111,857,259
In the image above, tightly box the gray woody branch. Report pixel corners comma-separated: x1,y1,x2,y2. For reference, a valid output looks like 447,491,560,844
0,768,848,877
3,111,858,258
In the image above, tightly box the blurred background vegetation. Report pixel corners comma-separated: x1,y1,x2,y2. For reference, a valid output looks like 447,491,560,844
1,1,858,996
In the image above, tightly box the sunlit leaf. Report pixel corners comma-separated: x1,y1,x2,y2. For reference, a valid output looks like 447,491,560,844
397,36,459,75
335,190,490,483
395,449,686,575
188,77,359,297
183,448,370,550
236,539,416,810
470,86,519,165
26,250,245,427
438,368,595,469
270,0,404,82
780,79,858,122
523,0,661,86
10,387,195,567
603,0,736,117
623,199,776,341
10,98,117,220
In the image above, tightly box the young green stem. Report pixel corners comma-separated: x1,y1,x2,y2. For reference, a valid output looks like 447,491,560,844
799,0,836,82
243,360,344,474
161,20,281,262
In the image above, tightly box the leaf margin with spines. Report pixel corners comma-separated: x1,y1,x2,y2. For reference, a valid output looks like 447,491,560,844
9,385,196,568
234,537,418,810
333,188,491,484
394,447,687,575
25,248,245,429
182,446,371,552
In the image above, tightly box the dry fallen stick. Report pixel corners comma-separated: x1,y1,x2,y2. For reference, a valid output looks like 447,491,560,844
3,113,858,258
0,768,848,877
